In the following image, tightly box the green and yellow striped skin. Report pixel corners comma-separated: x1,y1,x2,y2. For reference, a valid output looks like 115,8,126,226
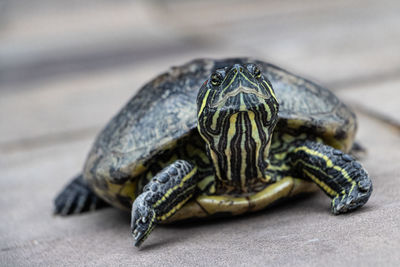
134,129,369,224
197,64,279,193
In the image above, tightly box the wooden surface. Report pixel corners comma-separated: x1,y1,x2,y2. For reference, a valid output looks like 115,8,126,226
1,0,399,266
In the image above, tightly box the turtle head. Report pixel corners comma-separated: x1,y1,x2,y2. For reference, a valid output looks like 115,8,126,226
196,63,279,190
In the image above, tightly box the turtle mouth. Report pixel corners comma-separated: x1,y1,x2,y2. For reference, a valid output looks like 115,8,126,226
211,85,270,109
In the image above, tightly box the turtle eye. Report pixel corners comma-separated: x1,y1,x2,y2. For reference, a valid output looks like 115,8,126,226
210,72,223,87
253,66,262,79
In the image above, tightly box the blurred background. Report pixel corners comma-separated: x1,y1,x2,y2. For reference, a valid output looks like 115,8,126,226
1,0,399,149
1,0,400,265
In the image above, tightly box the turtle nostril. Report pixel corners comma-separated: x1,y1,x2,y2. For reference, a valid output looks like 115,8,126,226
232,64,244,73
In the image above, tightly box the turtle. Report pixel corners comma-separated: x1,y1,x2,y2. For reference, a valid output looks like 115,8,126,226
54,58,372,247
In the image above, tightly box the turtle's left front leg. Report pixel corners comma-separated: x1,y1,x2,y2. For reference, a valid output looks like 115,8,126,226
288,140,373,214
131,160,199,247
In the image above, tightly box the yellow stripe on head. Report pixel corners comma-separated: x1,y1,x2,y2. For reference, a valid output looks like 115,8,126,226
263,80,277,100
198,90,211,118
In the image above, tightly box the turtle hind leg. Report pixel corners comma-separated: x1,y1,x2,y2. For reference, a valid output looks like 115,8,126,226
54,174,109,216
350,141,367,160
289,140,373,215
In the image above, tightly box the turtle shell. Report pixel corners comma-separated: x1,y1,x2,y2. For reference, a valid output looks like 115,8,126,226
83,58,356,196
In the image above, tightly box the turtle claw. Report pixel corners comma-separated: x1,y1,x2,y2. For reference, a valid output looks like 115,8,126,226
331,179,373,215
54,175,108,215
131,194,156,247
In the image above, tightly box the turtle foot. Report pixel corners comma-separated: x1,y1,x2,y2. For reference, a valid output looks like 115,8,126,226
131,193,157,247
131,160,198,247
331,178,373,215
54,174,108,215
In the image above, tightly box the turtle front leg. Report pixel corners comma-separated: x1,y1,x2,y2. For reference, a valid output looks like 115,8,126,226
131,160,199,247
289,140,373,214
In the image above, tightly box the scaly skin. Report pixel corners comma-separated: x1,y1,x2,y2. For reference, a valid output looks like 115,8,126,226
54,175,109,215
131,160,198,247
288,140,372,214
144,132,372,223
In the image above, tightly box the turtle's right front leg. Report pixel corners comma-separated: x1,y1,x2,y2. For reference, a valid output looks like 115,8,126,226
131,160,199,247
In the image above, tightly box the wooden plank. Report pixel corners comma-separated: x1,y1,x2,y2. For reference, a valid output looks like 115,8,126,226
1,0,399,88
0,1,192,86
173,0,400,86
0,64,146,146
1,53,399,147
337,78,400,128
0,47,252,145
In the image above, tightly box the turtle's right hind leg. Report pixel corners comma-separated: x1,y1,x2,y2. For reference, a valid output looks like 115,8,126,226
54,174,109,216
